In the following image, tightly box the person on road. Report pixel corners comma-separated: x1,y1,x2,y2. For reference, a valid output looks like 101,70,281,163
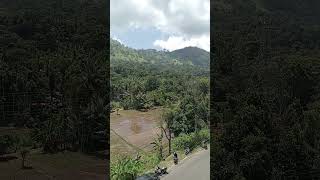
173,152,178,159
185,146,190,155
173,152,178,164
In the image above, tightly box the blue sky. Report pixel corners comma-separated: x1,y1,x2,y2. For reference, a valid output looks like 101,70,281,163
111,27,169,50
111,0,210,52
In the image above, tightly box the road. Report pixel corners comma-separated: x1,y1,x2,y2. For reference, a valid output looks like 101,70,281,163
161,149,210,180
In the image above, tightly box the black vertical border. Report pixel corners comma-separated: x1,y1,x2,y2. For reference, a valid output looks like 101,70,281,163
210,0,214,179
106,0,111,178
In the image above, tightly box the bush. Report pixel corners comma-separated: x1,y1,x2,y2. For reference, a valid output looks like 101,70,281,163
198,128,210,142
111,101,121,110
18,134,33,147
0,134,35,155
0,135,13,155
144,153,161,170
111,156,143,180
172,133,192,151
172,129,209,151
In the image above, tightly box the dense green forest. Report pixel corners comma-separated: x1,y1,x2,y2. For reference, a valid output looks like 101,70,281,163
212,0,320,179
0,0,108,154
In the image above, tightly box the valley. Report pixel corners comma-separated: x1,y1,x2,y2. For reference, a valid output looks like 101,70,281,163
110,38,210,179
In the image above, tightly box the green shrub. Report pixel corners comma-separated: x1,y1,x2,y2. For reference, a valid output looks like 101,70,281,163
0,134,33,154
18,134,33,147
111,156,143,180
172,128,210,151
144,153,161,169
0,135,13,155
198,128,210,142
111,101,121,110
172,133,193,151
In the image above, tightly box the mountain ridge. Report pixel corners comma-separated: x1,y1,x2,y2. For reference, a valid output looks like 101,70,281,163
110,39,210,67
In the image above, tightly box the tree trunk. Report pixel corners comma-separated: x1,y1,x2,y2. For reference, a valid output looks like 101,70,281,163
159,146,163,160
168,139,171,155
168,131,171,155
161,126,172,156
21,156,25,169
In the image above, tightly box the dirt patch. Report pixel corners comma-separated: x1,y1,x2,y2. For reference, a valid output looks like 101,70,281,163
110,108,167,158
0,127,30,135
0,151,107,180
0,155,18,162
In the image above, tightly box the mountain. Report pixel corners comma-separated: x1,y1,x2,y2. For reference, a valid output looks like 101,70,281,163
110,39,209,68
170,47,210,67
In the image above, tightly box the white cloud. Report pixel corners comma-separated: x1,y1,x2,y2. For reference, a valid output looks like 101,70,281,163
111,0,210,51
111,35,124,45
153,35,210,52
111,0,167,32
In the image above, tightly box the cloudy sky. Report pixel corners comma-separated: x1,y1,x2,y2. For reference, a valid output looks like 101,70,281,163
111,0,210,52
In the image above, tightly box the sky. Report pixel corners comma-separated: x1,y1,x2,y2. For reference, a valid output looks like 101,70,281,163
111,0,210,52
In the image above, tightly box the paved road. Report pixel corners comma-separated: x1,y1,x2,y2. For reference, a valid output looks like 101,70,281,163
161,149,210,180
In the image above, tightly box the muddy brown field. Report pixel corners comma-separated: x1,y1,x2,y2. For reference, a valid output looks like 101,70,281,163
110,108,167,160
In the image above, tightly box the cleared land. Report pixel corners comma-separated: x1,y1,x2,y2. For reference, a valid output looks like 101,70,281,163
0,150,107,180
110,108,166,160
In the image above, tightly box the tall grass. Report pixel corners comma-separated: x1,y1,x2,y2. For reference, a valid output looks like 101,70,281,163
111,153,161,180
111,156,143,180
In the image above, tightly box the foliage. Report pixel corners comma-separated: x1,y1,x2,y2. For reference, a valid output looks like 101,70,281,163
0,135,13,155
111,156,143,180
110,39,209,111
172,129,210,151
143,153,161,170
0,134,33,155
212,0,320,179
0,0,108,153
170,46,210,67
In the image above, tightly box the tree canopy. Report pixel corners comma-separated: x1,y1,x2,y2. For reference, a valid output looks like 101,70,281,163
212,0,320,179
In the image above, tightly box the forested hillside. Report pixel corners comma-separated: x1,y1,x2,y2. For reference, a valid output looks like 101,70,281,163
212,0,320,179
0,0,108,154
170,47,210,67
111,39,209,113
110,39,210,67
